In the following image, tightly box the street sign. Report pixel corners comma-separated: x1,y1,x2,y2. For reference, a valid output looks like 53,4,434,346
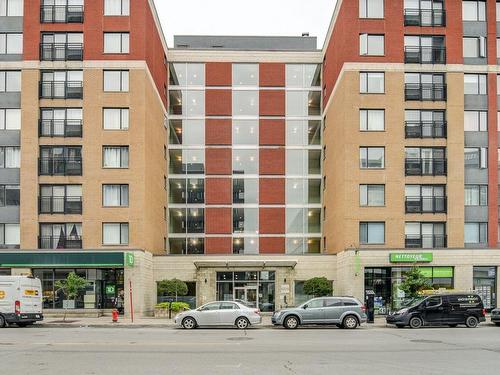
106,285,116,295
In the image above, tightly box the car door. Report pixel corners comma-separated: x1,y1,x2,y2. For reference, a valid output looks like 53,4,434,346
218,302,240,325
196,302,221,325
422,296,444,325
301,298,325,323
323,298,344,323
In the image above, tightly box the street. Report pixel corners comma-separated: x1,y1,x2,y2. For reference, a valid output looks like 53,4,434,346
1,324,500,374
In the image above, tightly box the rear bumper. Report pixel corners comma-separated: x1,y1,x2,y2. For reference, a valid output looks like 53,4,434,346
249,315,262,325
4,313,44,324
491,315,500,323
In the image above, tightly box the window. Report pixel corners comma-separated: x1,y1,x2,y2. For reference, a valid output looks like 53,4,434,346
0,71,21,92
359,34,384,56
359,0,384,18
360,184,385,206
233,91,258,116
0,185,19,206
0,223,20,247
498,2,500,22
232,149,259,174
497,39,500,59
0,146,20,168
0,109,21,130
103,146,129,168
360,72,384,93
462,1,486,21
464,185,487,206
233,120,258,145
169,63,205,87
103,184,129,207
104,0,129,16
464,74,487,95
285,64,321,87
103,108,129,130
360,147,384,168
464,111,487,131
286,91,321,117
102,223,129,245
0,33,23,54
232,64,258,86
0,0,24,16
464,222,487,244
359,222,385,244
103,32,129,54
360,109,384,131
103,70,129,92
463,37,486,58
464,147,487,168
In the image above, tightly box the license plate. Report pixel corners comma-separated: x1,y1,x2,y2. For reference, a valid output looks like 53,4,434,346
36,315,40,318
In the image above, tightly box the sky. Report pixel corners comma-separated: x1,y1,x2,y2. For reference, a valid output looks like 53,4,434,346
153,0,338,49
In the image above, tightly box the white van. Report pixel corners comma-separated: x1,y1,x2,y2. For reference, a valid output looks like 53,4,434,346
0,276,43,327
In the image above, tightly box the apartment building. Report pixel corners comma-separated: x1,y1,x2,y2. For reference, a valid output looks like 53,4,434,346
0,0,499,316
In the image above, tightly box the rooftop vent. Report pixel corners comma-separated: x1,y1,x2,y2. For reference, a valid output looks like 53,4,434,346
302,32,310,37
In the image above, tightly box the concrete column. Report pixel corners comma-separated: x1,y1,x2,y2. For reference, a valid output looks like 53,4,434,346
124,251,154,318
454,265,473,292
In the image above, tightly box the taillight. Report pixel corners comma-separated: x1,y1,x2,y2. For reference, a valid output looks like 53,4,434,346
361,305,367,312
254,309,261,315
483,309,486,317
15,300,20,315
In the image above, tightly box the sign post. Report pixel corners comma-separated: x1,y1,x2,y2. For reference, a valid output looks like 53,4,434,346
129,280,134,323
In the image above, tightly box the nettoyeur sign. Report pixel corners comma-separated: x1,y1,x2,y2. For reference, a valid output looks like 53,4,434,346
389,253,433,263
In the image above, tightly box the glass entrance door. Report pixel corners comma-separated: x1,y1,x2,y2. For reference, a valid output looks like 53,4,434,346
234,286,258,308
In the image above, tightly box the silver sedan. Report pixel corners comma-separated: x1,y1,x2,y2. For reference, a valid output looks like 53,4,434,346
175,301,262,329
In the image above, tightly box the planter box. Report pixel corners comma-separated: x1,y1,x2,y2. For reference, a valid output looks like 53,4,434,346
154,307,188,318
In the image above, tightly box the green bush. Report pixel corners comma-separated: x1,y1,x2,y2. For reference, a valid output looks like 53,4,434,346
155,302,190,312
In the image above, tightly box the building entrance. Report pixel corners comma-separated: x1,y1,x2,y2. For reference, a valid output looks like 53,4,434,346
234,286,258,308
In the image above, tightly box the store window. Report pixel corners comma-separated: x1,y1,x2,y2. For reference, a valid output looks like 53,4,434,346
157,281,197,309
473,266,497,310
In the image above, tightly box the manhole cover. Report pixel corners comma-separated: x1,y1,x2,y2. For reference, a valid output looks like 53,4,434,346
410,339,442,344
227,337,253,341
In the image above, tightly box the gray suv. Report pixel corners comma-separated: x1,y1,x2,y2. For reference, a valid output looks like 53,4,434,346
272,297,367,329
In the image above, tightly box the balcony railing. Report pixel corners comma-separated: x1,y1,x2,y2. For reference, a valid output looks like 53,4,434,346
39,157,83,176
39,196,83,215
40,5,84,23
405,235,447,248
405,121,447,138
40,43,84,61
404,9,446,27
404,46,446,64
405,83,446,101
39,81,83,99
405,158,447,176
38,236,82,249
39,119,83,137
405,196,447,213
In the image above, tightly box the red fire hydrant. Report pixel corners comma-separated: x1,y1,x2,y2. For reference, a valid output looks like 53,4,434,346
112,309,119,323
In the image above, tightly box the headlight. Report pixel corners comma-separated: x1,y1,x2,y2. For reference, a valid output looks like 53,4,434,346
396,308,408,315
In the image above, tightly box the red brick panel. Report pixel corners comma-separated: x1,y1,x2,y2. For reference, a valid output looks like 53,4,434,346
259,63,285,87
259,90,285,116
259,237,285,254
206,178,232,205
206,89,232,116
205,237,232,254
259,208,285,234
206,119,232,145
260,148,285,175
205,148,232,175
487,73,499,247
259,179,285,205
260,119,285,146
206,62,232,86
205,208,232,234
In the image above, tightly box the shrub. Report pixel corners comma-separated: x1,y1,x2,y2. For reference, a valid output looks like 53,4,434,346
155,302,190,313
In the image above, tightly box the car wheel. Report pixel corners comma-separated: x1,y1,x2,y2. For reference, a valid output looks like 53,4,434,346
284,315,299,329
235,317,249,330
495,322,500,326
448,324,458,328
342,315,359,329
181,317,197,329
0,315,5,328
409,316,423,329
465,316,479,328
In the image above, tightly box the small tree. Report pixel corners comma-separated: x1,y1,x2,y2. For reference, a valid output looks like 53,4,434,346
54,272,89,321
157,279,188,301
399,266,432,299
303,277,333,298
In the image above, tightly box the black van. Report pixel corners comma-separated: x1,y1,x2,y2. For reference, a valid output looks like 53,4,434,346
386,294,486,328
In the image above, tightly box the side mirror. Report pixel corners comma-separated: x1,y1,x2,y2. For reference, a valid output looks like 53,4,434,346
303,304,308,309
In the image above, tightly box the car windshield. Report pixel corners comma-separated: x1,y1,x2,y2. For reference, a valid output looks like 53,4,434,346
401,296,427,308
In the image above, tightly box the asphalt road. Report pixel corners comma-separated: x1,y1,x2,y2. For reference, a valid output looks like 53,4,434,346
1,324,500,375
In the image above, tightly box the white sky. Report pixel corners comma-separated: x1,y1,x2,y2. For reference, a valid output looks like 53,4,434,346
153,0,338,49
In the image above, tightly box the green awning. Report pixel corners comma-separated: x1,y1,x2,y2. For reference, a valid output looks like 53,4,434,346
0,252,125,268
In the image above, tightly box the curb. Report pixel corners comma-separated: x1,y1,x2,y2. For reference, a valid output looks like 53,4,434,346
34,323,389,329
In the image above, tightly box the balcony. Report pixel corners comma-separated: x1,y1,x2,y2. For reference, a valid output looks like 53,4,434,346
404,46,446,64
39,157,83,176
40,5,84,23
39,81,83,99
405,235,447,248
405,197,447,213
405,83,446,101
404,9,446,27
405,121,447,138
39,196,83,215
38,236,82,249
405,158,447,176
39,119,83,137
40,43,84,61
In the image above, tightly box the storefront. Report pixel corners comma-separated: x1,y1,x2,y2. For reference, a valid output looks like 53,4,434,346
473,266,497,310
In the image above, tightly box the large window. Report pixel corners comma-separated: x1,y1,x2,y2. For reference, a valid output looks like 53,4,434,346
360,72,384,93
464,74,487,95
0,185,19,207
103,108,129,130
233,91,259,116
464,185,487,206
464,222,487,244
464,147,487,169
360,109,384,131
104,32,129,54
233,208,259,234
103,184,129,207
359,34,384,56
286,91,321,117
360,184,385,206
462,1,486,21
359,222,385,244
464,111,487,131
169,119,204,145
463,37,486,58
359,0,384,18
104,0,129,16
286,120,321,145
169,178,204,204
0,109,21,130
103,70,129,92
0,33,23,54
0,223,20,247
168,90,205,116
103,223,129,245
360,147,384,168
0,146,20,168
169,63,205,87
0,0,23,16
285,64,321,87
233,120,258,145
103,146,129,168
0,71,21,92
232,64,258,86
233,149,259,175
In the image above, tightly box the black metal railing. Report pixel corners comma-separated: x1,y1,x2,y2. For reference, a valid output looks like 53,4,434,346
405,83,446,101
39,196,83,214
405,158,447,176
405,235,447,248
39,81,83,99
39,157,83,176
405,196,447,213
404,46,446,64
405,121,447,138
39,119,83,137
38,236,82,249
404,9,446,27
40,5,84,23
40,43,83,61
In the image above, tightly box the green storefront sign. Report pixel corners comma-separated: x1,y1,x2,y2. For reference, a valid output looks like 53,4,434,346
389,253,433,263
125,252,135,267
106,285,116,295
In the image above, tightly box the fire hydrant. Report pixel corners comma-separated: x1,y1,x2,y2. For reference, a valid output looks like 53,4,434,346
112,309,119,323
